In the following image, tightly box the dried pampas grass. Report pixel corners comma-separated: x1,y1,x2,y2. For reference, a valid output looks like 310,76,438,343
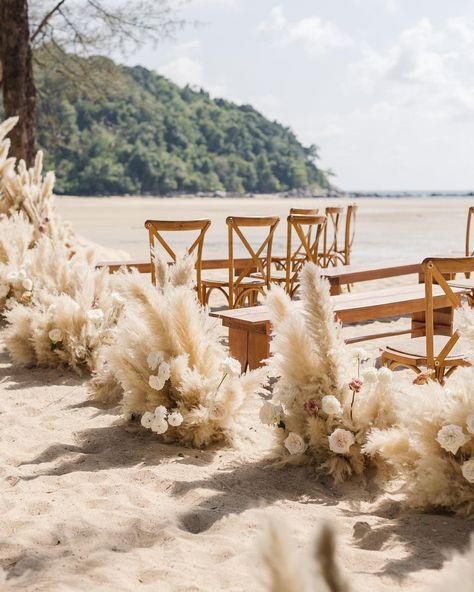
260,520,474,592
3,237,125,374
260,263,397,482
90,256,267,448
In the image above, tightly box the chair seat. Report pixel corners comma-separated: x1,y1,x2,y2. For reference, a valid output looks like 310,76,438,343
202,274,266,287
251,270,288,282
382,335,467,362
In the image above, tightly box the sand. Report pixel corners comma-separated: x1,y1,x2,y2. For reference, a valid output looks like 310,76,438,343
1,196,474,591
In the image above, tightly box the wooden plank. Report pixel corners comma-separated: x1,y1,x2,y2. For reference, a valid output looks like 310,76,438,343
211,284,467,328
95,257,259,274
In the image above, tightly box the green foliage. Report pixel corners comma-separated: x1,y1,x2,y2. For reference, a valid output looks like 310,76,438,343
34,48,332,195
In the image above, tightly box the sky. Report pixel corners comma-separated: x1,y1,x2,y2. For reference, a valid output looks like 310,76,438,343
119,0,474,191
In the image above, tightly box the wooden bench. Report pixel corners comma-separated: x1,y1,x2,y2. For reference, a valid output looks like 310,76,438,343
96,258,421,293
211,284,467,371
321,260,421,294
95,258,258,274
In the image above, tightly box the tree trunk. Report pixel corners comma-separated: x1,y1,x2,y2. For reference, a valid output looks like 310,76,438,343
0,0,36,166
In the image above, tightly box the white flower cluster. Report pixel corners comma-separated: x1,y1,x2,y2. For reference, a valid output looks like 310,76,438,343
48,328,63,344
140,405,184,435
284,432,307,455
436,424,469,455
87,308,104,325
259,401,284,426
328,428,355,455
436,419,474,484
147,350,171,391
3,268,34,303
218,356,241,377
361,366,393,385
321,395,342,416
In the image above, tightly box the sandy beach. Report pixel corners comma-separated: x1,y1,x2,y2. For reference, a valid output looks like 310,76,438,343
1,196,474,591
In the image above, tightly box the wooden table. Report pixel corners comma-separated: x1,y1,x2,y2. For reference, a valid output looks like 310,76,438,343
211,284,466,371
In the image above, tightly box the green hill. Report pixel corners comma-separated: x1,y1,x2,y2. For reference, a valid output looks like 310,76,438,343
35,48,333,196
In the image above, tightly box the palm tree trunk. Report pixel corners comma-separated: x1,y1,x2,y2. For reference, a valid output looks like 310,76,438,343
0,0,36,166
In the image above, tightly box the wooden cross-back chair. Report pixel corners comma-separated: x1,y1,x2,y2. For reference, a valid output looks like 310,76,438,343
202,216,280,309
144,219,211,302
284,214,327,295
381,257,473,382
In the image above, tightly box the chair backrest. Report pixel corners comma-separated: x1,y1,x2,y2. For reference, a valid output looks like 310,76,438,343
466,207,474,256
322,206,344,267
226,216,280,307
144,219,211,299
422,256,474,372
285,214,326,293
289,208,319,260
289,208,319,215
342,204,358,265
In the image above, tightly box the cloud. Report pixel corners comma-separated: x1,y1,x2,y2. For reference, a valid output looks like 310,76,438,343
352,17,474,120
258,5,351,56
160,56,205,87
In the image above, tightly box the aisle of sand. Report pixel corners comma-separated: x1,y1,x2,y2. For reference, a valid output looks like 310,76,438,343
1,196,474,591
1,335,473,592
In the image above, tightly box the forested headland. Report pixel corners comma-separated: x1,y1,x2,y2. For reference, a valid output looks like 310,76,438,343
33,48,333,196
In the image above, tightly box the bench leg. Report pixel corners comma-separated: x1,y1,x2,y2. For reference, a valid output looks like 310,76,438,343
228,327,250,373
248,332,270,370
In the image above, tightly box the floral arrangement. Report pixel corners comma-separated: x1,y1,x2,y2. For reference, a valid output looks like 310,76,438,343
3,236,126,374
89,256,266,448
365,365,474,515
259,263,397,482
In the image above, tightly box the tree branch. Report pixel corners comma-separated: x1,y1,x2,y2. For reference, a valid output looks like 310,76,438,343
30,0,66,44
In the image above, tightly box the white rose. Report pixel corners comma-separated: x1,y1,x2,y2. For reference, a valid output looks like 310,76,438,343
274,384,299,406
168,411,184,427
377,367,393,384
461,458,474,483
328,428,355,455
466,414,474,435
157,361,171,382
111,291,125,305
149,374,166,391
147,350,163,371
219,356,241,377
284,432,307,455
87,308,104,323
6,271,19,283
140,411,154,429
22,277,33,291
259,401,284,426
436,424,469,455
209,401,227,421
361,368,378,384
351,348,368,361
321,395,342,416
74,346,87,359
154,405,168,422
151,419,168,434
48,328,63,343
